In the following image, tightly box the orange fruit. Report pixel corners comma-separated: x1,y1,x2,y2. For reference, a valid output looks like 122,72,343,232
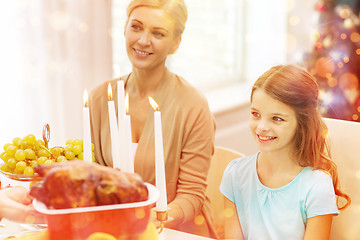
86,232,117,240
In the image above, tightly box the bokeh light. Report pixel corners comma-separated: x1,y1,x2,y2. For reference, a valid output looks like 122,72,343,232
327,77,338,87
356,170,360,180
323,36,332,48
319,90,333,105
289,15,300,26
315,42,323,50
307,3,360,122
224,207,234,218
319,90,335,106
25,215,36,225
339,7,352,19
343,18,354,28
194,215,205,225
329,51,342,61
135,208,145,219
311,30,320,42
315,57,335,77
339,73,358,91
350,32,360,43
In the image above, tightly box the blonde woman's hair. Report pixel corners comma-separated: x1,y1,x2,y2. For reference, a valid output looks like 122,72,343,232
126,0,188,37
251,64,351,210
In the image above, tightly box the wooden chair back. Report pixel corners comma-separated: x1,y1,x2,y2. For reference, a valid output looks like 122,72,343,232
206,146,244,238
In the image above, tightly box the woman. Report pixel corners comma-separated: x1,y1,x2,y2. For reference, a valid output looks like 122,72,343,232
89,0,217,238
220,65,351,239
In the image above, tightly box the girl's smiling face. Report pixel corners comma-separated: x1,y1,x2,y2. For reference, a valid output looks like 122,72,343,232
124,6,181,70
249,88,298,155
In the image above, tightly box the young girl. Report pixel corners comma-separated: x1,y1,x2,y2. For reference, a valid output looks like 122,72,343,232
220,64,351,240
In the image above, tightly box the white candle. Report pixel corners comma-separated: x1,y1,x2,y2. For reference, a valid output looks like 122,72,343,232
107,83,121,169
149,97,167,212
117,80,126,124
118,93,133,173
124,93,134,173
117,80,127,171
123,115,133,172
83,89,92,163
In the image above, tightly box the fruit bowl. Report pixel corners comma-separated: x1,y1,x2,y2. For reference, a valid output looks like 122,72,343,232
33,183,159,240
0,124,95,189
0,163,42,181
0,163,42,188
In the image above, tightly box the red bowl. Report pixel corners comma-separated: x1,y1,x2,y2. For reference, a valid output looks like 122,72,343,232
33,183,159,240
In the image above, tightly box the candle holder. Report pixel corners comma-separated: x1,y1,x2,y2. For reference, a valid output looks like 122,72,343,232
156,210,168,221
156,209,172,234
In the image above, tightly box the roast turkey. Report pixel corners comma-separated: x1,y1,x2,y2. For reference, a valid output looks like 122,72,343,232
30,160,148,209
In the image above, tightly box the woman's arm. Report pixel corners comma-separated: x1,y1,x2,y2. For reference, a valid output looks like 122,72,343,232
150,202,184,229
304,214,333,240
224,197,244,240
168,103,216,223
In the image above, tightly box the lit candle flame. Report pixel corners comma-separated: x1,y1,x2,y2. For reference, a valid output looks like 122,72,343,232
107,83,113,100
125,93,129,114
149,97,159,111
83,89,89,107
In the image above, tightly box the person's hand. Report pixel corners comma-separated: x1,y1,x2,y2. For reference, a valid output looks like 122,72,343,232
0,186,46,224
150,203,184,229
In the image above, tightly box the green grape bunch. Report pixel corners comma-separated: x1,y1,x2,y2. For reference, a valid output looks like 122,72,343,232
0,134,95,176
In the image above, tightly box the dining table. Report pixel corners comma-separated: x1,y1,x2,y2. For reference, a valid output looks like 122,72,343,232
0,219,215,240
0,161,216,240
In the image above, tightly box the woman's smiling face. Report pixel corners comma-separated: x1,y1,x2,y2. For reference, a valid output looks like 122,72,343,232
124,6,181,70
249,88,298,155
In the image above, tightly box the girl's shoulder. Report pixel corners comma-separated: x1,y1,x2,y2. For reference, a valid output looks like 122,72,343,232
299,168,339,218
224,153,258,176
297,167,335,194
300,167,333,183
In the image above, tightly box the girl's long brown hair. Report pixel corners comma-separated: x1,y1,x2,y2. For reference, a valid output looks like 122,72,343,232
251,64,351,210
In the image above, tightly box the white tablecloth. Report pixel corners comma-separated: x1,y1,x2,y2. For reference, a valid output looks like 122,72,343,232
0,219,215,240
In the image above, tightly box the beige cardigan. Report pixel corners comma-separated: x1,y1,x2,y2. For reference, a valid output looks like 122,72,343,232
88,70,217,238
